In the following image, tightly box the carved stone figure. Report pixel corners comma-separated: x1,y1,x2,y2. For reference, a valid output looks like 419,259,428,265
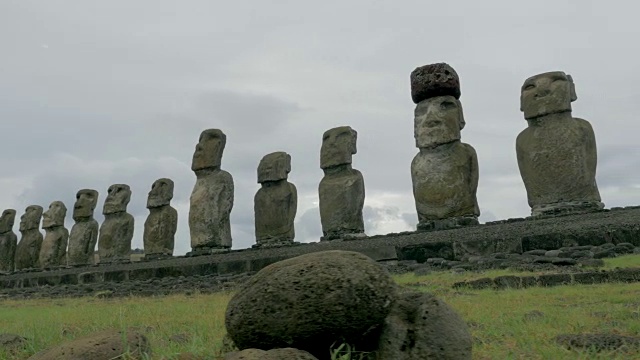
67,189,99,266
410,63,480,231
254,152,297,247
98,184,134,263
143,178,178,258
189,129,234,254
0,209,17,273
14,205,43,270
516,71,603,216
319,126,365,240
39,201,69,268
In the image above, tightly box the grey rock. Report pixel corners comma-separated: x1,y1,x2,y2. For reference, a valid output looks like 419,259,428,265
615,243,635,254
39,201,68,268
144,178,177,257
523,249,547,256
319,126,365,240
0,333,26,350
98,184,134,263
377,289,472,360
67,189,99,266
552,258,577,266
555,333,640,351
545,249,562,257
254,152,297,247
517,71,603,216
594,249,617,259
0,209,17,272
410,62,461,103
189,129,234,251
224,348,318,360
14,205,43,270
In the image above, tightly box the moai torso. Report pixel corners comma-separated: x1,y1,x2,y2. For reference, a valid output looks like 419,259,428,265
39,201,69,268
318,126,366,240
189,129,234,251
14,205,43,270
409,63,479,230
254,152,297,247
144,178,178,257
98,184,134,262
0,209,18,273
516,71,602,216
68,189,100,266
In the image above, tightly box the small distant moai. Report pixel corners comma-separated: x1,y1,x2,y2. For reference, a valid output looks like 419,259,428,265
410,63,480,231
14,205,44,270
189,129,234,254
319,126,366,240
143,178,178,259
516,71,603,216
0,209,17,273
253,152,297,247
39,201,69,268
67,189,99,266
98,184,134,263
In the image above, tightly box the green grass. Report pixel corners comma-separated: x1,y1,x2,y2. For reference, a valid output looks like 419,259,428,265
1,255,639,359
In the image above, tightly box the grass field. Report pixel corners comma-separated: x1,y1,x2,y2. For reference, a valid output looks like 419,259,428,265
1,255,639,359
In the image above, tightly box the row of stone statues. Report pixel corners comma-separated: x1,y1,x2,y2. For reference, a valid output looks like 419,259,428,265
0,62,605,271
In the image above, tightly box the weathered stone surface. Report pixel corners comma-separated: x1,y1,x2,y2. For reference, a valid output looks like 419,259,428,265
27,328,150,360
0,333,26,351
254,152,297,247
14,205,44,270
189,129,234,251
98,184,134,263
68,189,99,266
517,71,603,216
0,209,17,273
377,289,472,360
319,126,365,240
39,201,68,268
411,94,479,229
144,178,178,257
224,348,318,360
225,250,397,358
410,62,461,103
555,333,640,351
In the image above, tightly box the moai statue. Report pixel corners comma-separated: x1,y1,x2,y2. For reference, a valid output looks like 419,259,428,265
410,63,480,231
98,184,134,263
67,189,99,266
14,205,43,270
188,129,234,254
516,71,603,216
0,209,17,273
319,126,365,240
253,152,297,247
143,178,178,259
39,201,69,268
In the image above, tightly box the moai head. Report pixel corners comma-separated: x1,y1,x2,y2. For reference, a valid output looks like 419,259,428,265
73,189,99,221
147,178,175,208
321,126,358,169
414,95,465,148
192,129,227,171
19,205,43,231
42,201,67,229
103,184,132,215
258,152,291,183
520,71,577,120
0,209,16,234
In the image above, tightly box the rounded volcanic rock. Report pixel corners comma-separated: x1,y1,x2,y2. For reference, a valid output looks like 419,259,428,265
410,62,461,103
225,250,397,358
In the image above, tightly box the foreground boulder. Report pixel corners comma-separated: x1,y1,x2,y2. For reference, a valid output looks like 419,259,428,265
376,289,472,359
28,328,150,360
225,250,397,358
225,348,318,359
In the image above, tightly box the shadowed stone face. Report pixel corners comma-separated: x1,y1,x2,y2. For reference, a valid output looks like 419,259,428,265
320,126,357,169
414,96,465,148
0,209,16,234
19,205,43,232
42,201,67,229
192,129,226,171
103,184,131,215
147,178,174,208
258,152,291,183
520,71,576,120
73,189,99,220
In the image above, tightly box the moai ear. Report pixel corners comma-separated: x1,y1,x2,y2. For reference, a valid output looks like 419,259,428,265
567,74,577,102
456,99,466,130
285,153,292,173
350,128,358,155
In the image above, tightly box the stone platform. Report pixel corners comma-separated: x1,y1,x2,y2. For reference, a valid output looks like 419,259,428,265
1,206,639,290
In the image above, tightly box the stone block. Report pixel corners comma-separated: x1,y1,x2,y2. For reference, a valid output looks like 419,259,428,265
249,256,288,272
103,270,128,282
355,246,398,262
538,274,572,287
218,260,250,275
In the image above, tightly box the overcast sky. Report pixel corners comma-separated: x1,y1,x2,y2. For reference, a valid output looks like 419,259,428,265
1,0,639,255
